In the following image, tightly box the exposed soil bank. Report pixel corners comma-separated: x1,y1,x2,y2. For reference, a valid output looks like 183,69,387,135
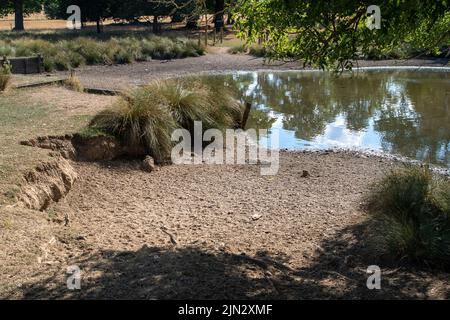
19,157,77,211
18,135,144,211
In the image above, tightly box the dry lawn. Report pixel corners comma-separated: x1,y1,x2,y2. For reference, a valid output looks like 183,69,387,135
0,85,116,206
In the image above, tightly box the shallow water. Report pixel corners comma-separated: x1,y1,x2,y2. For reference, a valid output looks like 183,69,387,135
204,68,450,168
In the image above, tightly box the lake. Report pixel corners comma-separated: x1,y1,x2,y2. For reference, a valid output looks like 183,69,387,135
204,68,450,168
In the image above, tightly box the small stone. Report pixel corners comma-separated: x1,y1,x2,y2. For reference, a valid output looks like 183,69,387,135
301,170,310,178
142,156,155,172
251,214,262,221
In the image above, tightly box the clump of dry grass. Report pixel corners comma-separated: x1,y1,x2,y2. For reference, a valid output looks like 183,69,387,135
89,88,177,163
154,77,243,131
0,61,12,92
87,78,243,162
64,73,84,92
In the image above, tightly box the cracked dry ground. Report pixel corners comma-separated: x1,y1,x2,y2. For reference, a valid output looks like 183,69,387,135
5,151,449,299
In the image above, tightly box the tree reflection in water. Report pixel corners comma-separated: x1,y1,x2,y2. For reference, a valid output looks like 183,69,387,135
202,70,450,167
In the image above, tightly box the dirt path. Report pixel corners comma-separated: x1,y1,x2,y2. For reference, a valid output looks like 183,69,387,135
8,151,449,299
58,52,449,90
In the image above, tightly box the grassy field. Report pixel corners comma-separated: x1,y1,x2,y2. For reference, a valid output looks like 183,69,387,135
0,85,116,206
0,13,145,31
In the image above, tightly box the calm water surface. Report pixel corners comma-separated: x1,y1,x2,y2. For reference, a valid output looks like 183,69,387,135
205,69,450,168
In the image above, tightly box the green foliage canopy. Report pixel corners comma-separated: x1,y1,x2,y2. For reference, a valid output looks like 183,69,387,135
233,0,450,70
0,0,43,17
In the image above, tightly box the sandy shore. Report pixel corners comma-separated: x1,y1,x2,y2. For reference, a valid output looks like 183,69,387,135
2,150,446,299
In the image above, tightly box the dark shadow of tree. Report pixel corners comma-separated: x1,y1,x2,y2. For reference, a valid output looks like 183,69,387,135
20,221,449,300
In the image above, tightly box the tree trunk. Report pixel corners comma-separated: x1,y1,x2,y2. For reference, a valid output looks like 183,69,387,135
153,16,160,34
214,0,225,32
13,0,24,31
96,19,102,33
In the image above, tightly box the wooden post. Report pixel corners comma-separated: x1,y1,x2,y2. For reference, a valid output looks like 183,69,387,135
198,31,202,47
213,28,216,46
241,102,252,130
220,27,224,44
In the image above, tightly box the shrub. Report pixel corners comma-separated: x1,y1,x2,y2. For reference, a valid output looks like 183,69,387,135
249,45,267,57
228,44,247,54
366,166,450,268
152,37,178,60
71,38,109,65
185,40,205,56
0,36,205,71
0,43,14,57
141,38,157,57
66,51,86,68
53,52,72,71
0,61,12,92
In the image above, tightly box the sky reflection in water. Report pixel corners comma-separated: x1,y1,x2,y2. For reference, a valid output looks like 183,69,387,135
204,69,450,168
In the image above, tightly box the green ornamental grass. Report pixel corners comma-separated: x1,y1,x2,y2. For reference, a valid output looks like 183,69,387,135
88,78,243,162
366,166,450,268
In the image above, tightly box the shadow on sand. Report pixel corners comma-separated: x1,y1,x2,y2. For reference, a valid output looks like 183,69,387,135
19,221,449,299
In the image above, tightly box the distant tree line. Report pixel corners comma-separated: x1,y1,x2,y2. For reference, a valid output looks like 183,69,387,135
0,0,232,32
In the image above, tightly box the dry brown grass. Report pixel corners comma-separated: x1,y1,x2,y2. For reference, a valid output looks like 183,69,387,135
0,12,182,31
0,13,117,31
0,86,116,298
64,74,84,92
0,74,11,92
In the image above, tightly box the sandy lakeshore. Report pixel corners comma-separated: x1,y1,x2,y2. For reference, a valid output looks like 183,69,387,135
1,150,447,299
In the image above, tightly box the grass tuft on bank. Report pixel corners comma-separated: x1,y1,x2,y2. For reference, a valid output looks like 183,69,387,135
366,166,450,268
